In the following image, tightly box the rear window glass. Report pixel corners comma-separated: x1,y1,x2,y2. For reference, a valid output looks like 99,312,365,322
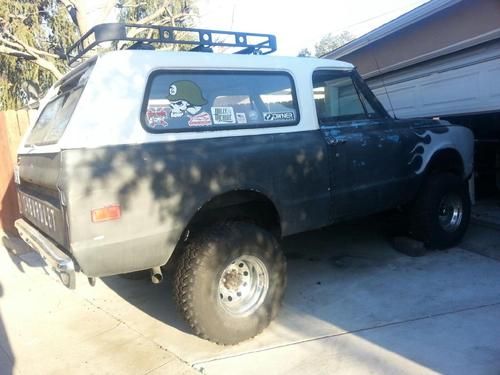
143,71,299,131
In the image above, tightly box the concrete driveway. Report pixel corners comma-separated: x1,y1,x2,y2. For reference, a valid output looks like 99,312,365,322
1,217,499,374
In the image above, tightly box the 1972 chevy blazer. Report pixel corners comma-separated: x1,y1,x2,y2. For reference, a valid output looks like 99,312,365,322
14,24,473,344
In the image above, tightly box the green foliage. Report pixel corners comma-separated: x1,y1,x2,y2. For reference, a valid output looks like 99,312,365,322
0,0,78,110
0,0,199,110
117,0,198,51
118,0,196,25
314,31,355,57
297,48,312,57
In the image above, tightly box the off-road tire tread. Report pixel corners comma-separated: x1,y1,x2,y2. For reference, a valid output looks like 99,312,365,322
173,221,285,345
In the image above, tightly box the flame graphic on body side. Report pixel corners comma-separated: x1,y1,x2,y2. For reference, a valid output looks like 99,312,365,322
408,128,451,174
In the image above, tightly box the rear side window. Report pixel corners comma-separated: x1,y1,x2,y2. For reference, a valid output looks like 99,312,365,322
26,88,83,146
142,71,299,132
25,65,92,146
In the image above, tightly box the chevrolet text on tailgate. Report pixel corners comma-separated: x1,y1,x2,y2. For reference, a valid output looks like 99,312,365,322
15,23,474,345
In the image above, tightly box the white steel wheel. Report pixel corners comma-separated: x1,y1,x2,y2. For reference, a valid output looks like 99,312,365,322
217,255,269,317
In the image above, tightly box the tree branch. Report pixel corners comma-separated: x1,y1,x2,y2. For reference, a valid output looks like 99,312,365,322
34,56,64,79
57,0,89,36
0,45,35,60
131,0,169,27
118,1,147,9
126,6,192,39
0,32,60,59
0,35,63,79
0,44,62,79
0,37,29,54
58,0,76,7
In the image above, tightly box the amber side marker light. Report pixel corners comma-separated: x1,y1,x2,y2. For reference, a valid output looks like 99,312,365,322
91,205,121,223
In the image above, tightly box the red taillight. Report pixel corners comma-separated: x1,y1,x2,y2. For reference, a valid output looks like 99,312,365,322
91,205,121,223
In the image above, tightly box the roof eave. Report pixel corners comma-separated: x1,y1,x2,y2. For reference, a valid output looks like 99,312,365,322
324,0,462,60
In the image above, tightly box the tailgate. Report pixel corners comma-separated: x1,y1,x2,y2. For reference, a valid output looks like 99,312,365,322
17,153,68,248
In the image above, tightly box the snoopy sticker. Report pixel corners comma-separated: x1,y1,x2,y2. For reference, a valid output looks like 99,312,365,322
166,80,212,127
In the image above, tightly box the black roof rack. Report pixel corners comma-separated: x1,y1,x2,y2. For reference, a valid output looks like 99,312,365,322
66,23,277,65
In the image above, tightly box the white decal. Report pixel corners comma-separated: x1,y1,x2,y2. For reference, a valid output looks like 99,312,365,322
236,112,247,124
263,111,295,122
211,107,236,124
408,128,452,174
169,84,177,96
248,110,259,122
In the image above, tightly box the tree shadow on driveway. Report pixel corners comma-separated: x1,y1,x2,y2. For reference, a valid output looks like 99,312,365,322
99,214,402,335
99,214,500,373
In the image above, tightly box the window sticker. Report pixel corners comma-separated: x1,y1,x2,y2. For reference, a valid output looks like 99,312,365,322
263,111,295,122
146,106,169,128
163,80,211,128
188,112,212,127
248,110,259,122
211,107,236,125
144,72,300,132
236,112,247,124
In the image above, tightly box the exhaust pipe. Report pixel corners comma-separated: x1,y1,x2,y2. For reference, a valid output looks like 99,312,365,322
150,266,163,284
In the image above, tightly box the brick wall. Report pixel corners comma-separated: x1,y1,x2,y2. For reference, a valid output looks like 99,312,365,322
0,110,30,233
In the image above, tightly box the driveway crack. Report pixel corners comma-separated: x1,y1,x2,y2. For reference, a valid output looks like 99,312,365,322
192,300,500,366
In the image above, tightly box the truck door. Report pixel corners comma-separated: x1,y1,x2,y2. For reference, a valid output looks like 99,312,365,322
313,69,414,221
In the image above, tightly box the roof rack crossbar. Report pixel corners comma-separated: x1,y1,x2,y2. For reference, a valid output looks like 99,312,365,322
66,23,277,65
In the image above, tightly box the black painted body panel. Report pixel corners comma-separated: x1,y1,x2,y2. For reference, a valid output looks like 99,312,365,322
17,120,466,277
321,118,432,220
59,131,331,276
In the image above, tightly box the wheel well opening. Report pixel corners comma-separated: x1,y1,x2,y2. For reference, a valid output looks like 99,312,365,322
167,190,281,269
190,190,281,235
426,149,464,177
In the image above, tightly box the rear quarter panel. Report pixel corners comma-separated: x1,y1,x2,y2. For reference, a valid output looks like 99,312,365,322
63,131,330,277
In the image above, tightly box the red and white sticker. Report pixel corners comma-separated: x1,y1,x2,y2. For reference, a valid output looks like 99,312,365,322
188,112,212,127
146,106,169,128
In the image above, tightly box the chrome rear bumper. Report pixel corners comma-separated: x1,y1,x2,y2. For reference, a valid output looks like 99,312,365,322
15,218,76,289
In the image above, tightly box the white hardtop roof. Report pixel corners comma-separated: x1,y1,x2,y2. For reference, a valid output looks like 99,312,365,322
87,49,354,72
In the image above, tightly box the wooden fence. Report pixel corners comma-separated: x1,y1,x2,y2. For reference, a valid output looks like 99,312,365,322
0,110,30,234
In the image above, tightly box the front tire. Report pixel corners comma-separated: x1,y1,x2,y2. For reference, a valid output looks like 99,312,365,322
410,173,471,249
174,221,286,345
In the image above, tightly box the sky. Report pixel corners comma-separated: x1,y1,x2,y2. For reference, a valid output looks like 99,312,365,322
88,0,430,57
197,0,430,56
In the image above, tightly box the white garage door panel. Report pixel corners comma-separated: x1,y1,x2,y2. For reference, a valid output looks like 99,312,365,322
487,66,500,99
367,49,500,119
420,72,479,107
373,85,418,118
